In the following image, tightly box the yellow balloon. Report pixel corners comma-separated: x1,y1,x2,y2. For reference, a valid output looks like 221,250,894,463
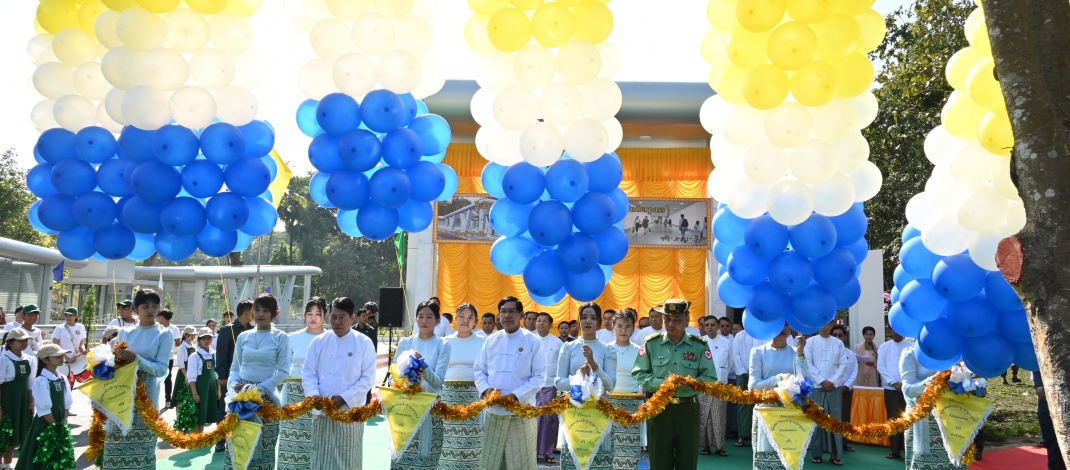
813,13,860,61
743,64,790,109
708,0,740,31
531,2,574,48
572,1,613,44
832,0,875,14
136,0,180,13
978,110,1013,156
466,15,494,54
790,60,837,106
555,0,583,6
727,29,770,70
832,53,873,98
854,9,886,53
77,1,107,35
468,0,509,16
966,10,992,57
941,90,986,139
701,28,731,66
966,58,1004,110
37,0,80,34
488,7,532,52
736,0,787,33
786,0,836,24
964,8,983,43
34,19,46,35
101,0,138,12
224,0,261,16
511,0,544,10
944,47,981,91
715,64,747,104
185,0,227,15
767,22,816,70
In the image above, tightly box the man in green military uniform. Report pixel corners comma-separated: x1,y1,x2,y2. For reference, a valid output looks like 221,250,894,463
632,299,716,470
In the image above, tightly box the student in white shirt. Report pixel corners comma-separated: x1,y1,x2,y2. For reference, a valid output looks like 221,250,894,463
51,307,86,382
17,305,45,354
2,307,23,332
156,309,182,408
107,300,137,329
877,329,913,459
804,322,850,465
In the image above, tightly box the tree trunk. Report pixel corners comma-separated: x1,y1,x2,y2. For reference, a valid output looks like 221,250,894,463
982,0,1070,463
228,252,243,267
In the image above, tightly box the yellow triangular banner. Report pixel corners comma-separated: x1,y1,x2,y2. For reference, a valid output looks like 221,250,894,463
75,363,139,434
267,149,292,209
561,402,612,470
229,419,263,470
378,386,438,460
756,406,817,470
933,390,993,466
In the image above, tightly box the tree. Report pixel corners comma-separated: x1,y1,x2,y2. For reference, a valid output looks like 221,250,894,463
83,286,97,345
981,0,1070,462
0,149,51,247
864,0,973,289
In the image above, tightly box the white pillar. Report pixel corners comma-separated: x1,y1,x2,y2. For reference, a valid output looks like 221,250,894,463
849,249,886,347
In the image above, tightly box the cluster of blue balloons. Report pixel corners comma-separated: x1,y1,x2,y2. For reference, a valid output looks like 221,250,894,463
486,153,630,304
297,90,457,241
27,121,279,261
887,225,1037,378
714,203,870,340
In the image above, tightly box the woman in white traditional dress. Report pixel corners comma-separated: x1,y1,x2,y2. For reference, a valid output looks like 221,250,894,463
749,324,808,470
556,302,617,470
439,302,486,468
900,346,966,469
608,309,643,469
276,297,327,469
391,299,452,470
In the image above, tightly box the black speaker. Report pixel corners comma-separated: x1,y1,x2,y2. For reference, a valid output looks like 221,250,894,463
378,287,405,328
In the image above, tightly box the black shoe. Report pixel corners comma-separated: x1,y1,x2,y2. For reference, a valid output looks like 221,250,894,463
215,442,226,452
1012,377,1022,382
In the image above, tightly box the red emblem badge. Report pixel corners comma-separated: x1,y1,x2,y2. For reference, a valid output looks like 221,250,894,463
638,346,645,357
704,350,713,360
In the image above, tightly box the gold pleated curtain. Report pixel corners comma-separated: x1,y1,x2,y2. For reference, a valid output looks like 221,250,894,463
436,144,714,325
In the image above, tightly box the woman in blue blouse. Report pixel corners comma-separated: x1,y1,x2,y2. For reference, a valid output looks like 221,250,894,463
556,302,617,470
900,346,965,470
748,324,808,469
392,299,452,469
225,293,292,470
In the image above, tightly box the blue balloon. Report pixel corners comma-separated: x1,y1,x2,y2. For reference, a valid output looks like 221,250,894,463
37,128,78,163
224,156,272,197
746,282,788,322
338,129,382,172
233,230,254,252
932,254,986,301
200,123,246,165
159,197,206,237
120,196,164,234
1013,341,1039,371
415,99,429,116
527,201,572,246
788,214,837,258
899,237,941,279
830,203,867,245
717,272,749,308
789,284,836,327
408,114,451,156
308,134,345,173
963,331,1014,378
435,164,458,202
996,307,1031,344
359,90,405,133
892,265,914,289
727,245,770,286
918,318,964,360
241,197,276,237
317,93,362,136
50,159,96,197
130,160,182,204
605,188,629,224
75,126,118,164
888,303,924,338
27,200,58,235
984,271,1023,311
584,153,623,193
901,224,921,243
296,99,324,138
118,126,156,163
572,192,615,235
744,215,789,258
565,266,606,302
502,162,546,204
423,150,446,164
599,263,613,285
356,203,399,241
713,239,734,265
239,120,275,158
155,232,198,261
336,209,362,237
397,199,434,232
94,222,135,260
38,195,78,232
261,155,278,181
308,172,335,209
153,125,199,166
946,294,997,338
768,251,813,294
197,224,238,257
481,163,508,199
530,287,567,307
489,198,533,237
593,228,628,265
57,226,96,260
382,128,422,169
324,170,370,210
812,247,857,288
844,237,869,264
205,193,249,231
368,167,411,209
890,286,901,303
523,251,566,298
544,159,589,203
713,206,749,247
127,233,156,261
181,160,225,198
73,192,117,230
742,310,786,341
831,278,861,309
490,236,538,275
899,279,948,323
27,163,58,198
786,310,821,335
915,347,960,372
558,233,600,274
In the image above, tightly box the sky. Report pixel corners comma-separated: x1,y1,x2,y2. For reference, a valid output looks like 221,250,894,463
0,0,907,175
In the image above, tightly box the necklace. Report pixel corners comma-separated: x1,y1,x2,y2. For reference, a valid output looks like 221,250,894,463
253,330,271,349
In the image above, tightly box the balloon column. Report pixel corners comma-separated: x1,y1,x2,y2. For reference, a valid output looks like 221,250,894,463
29,0,281,262
701,0,886,338
886,6,1036,378
287,1,457,241
467,1,628,303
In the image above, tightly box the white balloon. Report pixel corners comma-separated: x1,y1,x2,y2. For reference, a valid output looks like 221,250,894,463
410,0,437,19
921,214,972,256
310,18,354,60
30,100,59,133
810,98,856,141
482,127,524,165
967,230,1001,271
326,0,371,21
116,7,165,52
924,166,966,216
742,141,788,184
557,40,602,85
1003,199,1026,235
955,185,1008,232
378,50,422,94
52,29,97,67
728,178,772,219
122,86,172,130
141,47,189,91
765,102,813,148
27,34,58,66
923,125,957,166
101,47,146,90
393,16,433,56
991,162,1018,200
493,85,538,130
104,88,129,126
53,95,97,131
333,53,377,97
231,51,267,89
97,101,124,133
580,78,622,121
789,139,837,184
170,86,217,129
723,105,766,146
190,49,236,90
564,118,609,162
767,180,815,226
352,13,395,56
947,141,998,186
513,45,556,89
33,62,76,99
905,192,936,228
163,9,209,53
810,174,855,216
710,135,747,168
699,95,731,134
601,117,623,153
373,0,414,17
849,91,879,128
214,86,258,126
539,82,582,126
847,160,882,202
94,11,122,49
596,42,620,79
464,15,493,55
708,167,739,203
470,88,497,127
475,51,515,92
210,12,255,54
284,0,333,28
519,122,564,166
410,57,446,99
832,131,869,173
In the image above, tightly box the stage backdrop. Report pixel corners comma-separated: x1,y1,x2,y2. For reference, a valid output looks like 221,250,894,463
435,144,714,325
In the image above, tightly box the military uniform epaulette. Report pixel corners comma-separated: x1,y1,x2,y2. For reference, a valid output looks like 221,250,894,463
644,332,662,343
690,334,705,342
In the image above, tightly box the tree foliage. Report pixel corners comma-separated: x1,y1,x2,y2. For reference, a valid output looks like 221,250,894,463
0,149,52,247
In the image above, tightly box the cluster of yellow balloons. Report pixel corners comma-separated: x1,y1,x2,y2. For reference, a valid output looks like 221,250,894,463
702,0,886,109
36,0,259,35
467,0,612,54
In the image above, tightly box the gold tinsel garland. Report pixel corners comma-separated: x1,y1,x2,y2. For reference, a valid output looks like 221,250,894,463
84,409,106,463
134,381,239,449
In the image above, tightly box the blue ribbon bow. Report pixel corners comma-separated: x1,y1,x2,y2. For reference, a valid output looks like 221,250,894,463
949,380,987,397
92,362,115,381
228,400,262,420
404,356,429,386
791,377,815,408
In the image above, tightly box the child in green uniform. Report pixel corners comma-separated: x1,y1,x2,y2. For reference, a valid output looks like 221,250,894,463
0,329,36,470
172,326,198,408
15,344,73,470
186,327,218,434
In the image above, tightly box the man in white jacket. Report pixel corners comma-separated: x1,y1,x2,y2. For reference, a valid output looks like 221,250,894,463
804,322,850,465
700,316,733,456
